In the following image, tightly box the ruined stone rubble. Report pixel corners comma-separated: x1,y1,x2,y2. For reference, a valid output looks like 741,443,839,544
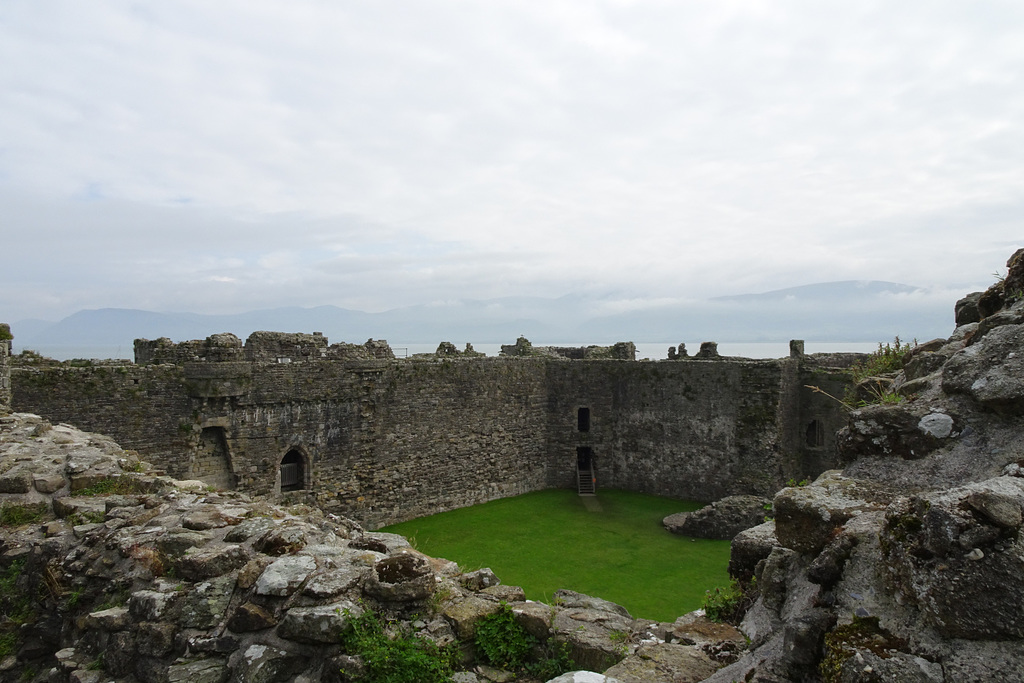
0,412,745,683
703,248,1024,682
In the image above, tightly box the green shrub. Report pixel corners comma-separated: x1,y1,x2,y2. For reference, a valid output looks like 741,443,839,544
0,559,33,657
702,578,756,624
527,638,575,680
474,602,535,670
339,609,456,683
850,338,912,384
844,337,915,407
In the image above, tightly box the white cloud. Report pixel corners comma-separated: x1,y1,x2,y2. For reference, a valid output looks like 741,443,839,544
0,1,1022,323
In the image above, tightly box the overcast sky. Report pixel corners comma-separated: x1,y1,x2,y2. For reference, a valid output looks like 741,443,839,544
2,1,1022,323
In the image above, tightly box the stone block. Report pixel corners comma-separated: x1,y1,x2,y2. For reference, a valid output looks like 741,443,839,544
254,555,317,597
277,601,361,643
167,657,229,683
175,544,251,581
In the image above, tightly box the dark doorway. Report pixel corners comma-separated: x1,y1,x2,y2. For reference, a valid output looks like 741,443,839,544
280,449,306,492
576,446,596,495
577,407,591,432
576,446,593,469
805,420,824,448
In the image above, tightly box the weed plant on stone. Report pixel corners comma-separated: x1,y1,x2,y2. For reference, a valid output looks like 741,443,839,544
383,489,731,622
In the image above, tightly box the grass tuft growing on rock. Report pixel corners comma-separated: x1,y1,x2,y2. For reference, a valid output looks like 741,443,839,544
474,602,535,670
339,609,457,683
820,616,908,683
0,503,48,527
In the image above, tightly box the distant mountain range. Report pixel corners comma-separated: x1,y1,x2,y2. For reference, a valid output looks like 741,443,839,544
8,280,961,359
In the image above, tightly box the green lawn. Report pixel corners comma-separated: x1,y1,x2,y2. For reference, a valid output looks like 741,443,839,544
382,489,732,622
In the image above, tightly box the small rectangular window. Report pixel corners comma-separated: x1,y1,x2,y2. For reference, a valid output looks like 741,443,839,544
578,407,591,432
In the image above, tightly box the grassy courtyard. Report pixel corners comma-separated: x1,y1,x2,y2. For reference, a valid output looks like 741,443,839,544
382,489,732,622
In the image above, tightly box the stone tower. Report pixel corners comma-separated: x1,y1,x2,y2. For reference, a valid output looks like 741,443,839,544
0,323,11,412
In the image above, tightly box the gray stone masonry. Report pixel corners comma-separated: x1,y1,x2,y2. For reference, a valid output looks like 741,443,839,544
0,323,11,412
12,331,858,528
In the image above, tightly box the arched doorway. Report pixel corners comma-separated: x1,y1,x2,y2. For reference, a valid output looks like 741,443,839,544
280,449,307,492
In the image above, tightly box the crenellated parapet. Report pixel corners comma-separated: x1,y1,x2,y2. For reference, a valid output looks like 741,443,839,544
136,331,394,366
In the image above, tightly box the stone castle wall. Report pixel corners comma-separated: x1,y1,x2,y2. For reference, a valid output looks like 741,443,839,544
0,323,11,412
11,332,855,528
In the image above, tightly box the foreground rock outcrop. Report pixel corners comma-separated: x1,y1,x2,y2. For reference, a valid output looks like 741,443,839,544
0,413,744,683
703,249,1024,683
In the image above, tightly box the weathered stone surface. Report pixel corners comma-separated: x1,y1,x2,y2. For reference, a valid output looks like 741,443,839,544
966,489,1023,529
664,495,772,540
553,590,631,619
277,601,361,643
807,533,857,588
179,574,236,629
881,476,1024,639
773,472,892,555
157,528,212,557
837,405,959,462
512,601,555,641
728,520,777,578
943,322,1024,413
32,470,66,494
253,520,325,556
185,634,240,654
52,497,107,521
364,553,436,602
254,555,317,597
546,673,623,683
604,642,719,683
461,567,500,591
136,620,178,657
358,531,411,553
551,607,635,672
481,584,525,602
181,505,245,530
757,547,797,615
940,640,1024,683
302,565,365,598
174,543,250,581
83,606,130,631
166,657,229,683
129,589,180,621
227,601,277,632
955,292,984,326
836,650,942,682
223,516,276,543
232,643,306,683
669,612,747,660
442,595,503,639
777,609,836,678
